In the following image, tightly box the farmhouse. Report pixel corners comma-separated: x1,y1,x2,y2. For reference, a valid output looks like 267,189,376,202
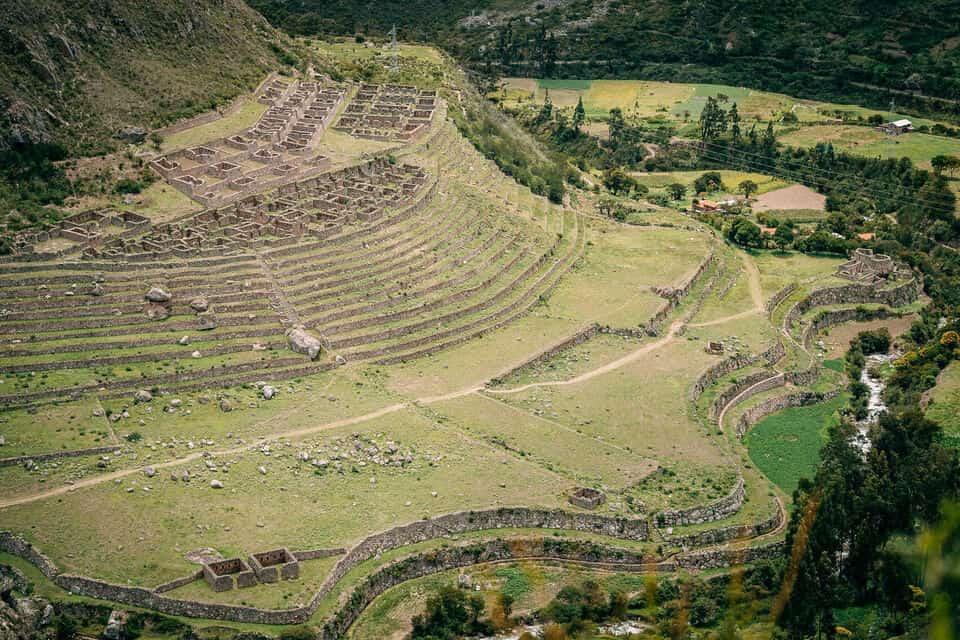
875,119,913,135
693,199,719,212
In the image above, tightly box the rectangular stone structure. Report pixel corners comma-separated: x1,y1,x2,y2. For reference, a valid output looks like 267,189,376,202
247,548,299,583
202,557,256,592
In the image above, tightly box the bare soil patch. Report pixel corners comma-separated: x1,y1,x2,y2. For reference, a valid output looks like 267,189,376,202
754,185,826,212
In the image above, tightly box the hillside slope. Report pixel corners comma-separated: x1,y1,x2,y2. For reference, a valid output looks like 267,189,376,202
0,0,291,154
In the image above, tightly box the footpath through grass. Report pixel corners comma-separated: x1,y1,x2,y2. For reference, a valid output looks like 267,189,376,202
745,393,849,498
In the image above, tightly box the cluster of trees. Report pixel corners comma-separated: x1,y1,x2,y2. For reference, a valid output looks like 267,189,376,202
410,586,493,640
0,142,72,252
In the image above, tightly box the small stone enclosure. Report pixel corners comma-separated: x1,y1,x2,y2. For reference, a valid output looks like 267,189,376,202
248,548,299,583
203,558,256,592
568,487,606,510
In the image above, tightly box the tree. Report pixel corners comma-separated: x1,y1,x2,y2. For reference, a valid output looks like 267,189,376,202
572,96,585,132
411,586,491,639
607,107,625,146
931,154,960,177
726,218,763,248
537,90,553,125
729,102,741,142
602,166,640,196
698,96,728,144
694,171,724,194
738,179,758,199
773,224,794,251
667,183,687,201
148,132,163,152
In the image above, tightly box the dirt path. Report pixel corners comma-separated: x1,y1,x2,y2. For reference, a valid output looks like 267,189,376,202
743,251,764,311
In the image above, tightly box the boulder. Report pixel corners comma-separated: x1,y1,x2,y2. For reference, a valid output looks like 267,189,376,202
218,399,233,413
116,126,148,144
144,303,170,321
261,385,276,400
178,335,190,346
90,282,105,297
189,297,209,313
0,435,4,446
210,479,224,489
134,389,153,404
144,287,171,303
143,466,156,478
285,326,323,360
196,313,217,331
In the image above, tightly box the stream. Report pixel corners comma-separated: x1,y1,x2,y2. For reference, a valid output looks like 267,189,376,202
856,353,894,451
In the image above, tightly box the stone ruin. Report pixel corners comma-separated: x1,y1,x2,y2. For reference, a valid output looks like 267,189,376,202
11,209,149,259
836,248,905,284
202,557,256,592
333,84,436,142
568,487,606,510
85,158,431,261
248,548,299,583
151,79,346,207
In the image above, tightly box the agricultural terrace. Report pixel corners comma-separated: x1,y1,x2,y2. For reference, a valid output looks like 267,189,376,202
0,49,927,639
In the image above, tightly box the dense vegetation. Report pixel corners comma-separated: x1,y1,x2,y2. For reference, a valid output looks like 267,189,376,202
0,0,297,154
249,0,960,123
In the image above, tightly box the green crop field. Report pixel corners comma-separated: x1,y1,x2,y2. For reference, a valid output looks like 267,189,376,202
745,393,849,497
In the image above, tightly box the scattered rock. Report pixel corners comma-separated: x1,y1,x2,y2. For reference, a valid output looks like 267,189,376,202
261,385,276,400
143,466,156,478
178,335,190,346
335,354,347,365
144,303,170,320
286,325,323,359
144,287,171,303
169,399,182,409
210,479,224,489
258,466,267,475
90,282,105,297
133,389,153,404
196,313,218,331
191,351,201,359
0,435,4,446
189,297,209,313
218,399,233,412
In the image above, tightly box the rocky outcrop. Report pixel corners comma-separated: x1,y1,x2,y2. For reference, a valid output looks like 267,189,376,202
285,326,323,360
0,565,52,640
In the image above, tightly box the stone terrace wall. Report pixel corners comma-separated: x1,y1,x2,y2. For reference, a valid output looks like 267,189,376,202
784,280,919,329
801,307,897,350
646,250,716,335
709,371,781,421
675,540,785,571
766,283,798,318
665,500,783,549
488,324,600,386
0,445,121,469
655,477,745,528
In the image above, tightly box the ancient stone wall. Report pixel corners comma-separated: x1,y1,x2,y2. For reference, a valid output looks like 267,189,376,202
665,500,783,549
708,371,780,421
487,324,601,387
655,477,745,528
766,283,798,318
0,445,121,469
801,307,897,350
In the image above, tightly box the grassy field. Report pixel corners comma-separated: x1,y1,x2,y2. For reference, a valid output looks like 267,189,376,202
745,393,849,497
926,361,960,444
778,125,960,168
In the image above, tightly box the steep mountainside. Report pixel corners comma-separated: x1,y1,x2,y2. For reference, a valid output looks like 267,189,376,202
0,0,292,154
251,0,960,121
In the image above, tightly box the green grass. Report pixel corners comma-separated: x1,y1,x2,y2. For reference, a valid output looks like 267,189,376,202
745,393,849,497
778,125,960,168
925,361,960,441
